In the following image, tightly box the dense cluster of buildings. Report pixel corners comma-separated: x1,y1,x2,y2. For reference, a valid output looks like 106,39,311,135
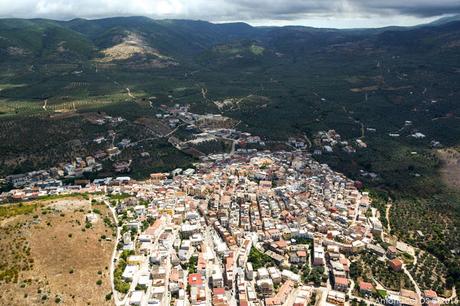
95,150,402,306
2,155,103,190
0,147,449,305
0,103,448,305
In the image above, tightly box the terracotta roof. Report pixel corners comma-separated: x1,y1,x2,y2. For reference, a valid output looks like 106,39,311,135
276,240,288,248
145,219,162,235
297,250,307,257
169,268,180,282
266,280,294,306
197,253,206,270
188,273,203,287
239,300,249,306
359,281,374,291
423,290,438,299
213,288,226,295
389,258,403,268
335,277,348,286
339,257,348,266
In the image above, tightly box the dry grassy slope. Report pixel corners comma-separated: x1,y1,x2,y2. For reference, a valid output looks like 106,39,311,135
0,197,115,306
437,148,460,190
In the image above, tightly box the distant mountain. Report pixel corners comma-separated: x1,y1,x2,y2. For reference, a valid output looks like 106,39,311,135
373,21,460,53
0,16,459,65
0,18,94,61
62,17,262,60
426,14,460,26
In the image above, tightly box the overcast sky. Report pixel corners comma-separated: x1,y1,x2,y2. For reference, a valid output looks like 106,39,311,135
0,0,459,28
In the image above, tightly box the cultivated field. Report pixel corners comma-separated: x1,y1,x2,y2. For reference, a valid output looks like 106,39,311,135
0,196,116,305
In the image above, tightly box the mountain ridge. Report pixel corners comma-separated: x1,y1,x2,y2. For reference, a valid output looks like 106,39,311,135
1,15,459,64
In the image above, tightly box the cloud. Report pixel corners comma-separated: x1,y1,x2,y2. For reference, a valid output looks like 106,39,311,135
0,0,459,27
352,0,460,17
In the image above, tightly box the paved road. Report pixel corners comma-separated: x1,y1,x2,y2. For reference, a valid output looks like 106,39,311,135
230,139,236,155
126,88,135,99
104,200,124,306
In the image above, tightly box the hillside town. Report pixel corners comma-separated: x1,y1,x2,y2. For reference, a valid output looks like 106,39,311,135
0,104,454,306
0,101,453,306
1,148,452,306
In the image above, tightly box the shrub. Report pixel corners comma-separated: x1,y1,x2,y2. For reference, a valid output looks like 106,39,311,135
248,247,274,270
105,292,112,301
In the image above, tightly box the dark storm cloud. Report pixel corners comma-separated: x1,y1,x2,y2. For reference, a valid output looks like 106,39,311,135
352,0,460,17
225,0,460,20
0,0,459,27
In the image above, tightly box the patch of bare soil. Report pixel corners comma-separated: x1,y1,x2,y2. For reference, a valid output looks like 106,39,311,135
0,197,115,305
134,117,172,136
350,85,379,92
214,95,270,111
7,46,30,56
437,148,460,190
98,31,170,62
